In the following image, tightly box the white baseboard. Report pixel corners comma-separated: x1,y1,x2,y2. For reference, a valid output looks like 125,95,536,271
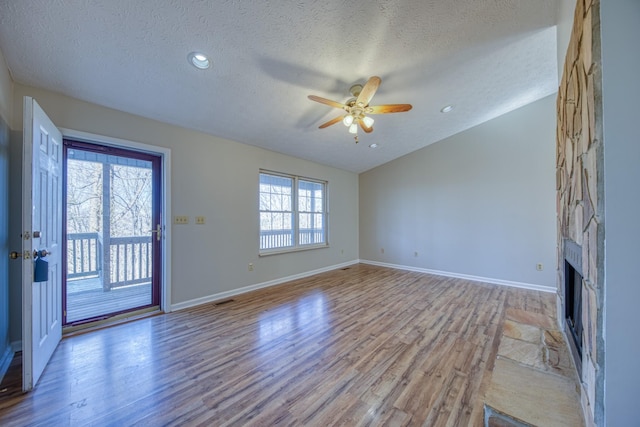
0,344,14,383
359,259,556,293
171,260,359,311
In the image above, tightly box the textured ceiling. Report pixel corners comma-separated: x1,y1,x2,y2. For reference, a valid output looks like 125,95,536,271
0,0,559,173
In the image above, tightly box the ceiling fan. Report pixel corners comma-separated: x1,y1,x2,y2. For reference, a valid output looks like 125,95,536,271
308,76,412,143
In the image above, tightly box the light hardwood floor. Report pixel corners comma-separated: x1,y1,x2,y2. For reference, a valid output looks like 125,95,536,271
0,264,560,426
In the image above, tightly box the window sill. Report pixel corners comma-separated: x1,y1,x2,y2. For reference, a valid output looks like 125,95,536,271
259,243,329,257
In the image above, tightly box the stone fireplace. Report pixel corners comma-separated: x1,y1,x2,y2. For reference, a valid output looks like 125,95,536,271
556,0,604,425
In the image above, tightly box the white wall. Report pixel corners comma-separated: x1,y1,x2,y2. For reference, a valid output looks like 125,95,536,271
9,83,359,339
359,95,556,289
0,48,11,125
600,1,640,424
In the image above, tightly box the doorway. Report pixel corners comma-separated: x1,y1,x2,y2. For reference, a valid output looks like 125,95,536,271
63,139,162,325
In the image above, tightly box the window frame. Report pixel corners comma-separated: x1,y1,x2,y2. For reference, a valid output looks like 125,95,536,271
259,170,328,255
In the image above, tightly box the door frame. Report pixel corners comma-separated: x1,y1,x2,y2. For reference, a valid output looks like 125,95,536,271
59,128,172,313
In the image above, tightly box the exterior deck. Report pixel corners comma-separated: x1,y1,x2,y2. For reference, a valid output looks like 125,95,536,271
66,231,154,323
66,277,152,323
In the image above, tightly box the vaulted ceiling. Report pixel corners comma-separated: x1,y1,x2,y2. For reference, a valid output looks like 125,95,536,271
0,1,559,173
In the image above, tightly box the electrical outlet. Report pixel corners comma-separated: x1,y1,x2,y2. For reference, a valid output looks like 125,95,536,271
536,263,544,271
195,216,206,225
381,248,384,254
248,263,254,271
174,215,189,225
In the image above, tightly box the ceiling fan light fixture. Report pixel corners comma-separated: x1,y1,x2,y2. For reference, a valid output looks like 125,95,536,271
307,76,412,139
343,114,354,127
188,52,211,70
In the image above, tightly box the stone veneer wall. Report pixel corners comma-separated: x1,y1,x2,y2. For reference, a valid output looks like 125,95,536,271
556,0,604,425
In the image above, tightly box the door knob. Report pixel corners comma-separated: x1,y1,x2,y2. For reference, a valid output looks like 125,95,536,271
9,250,47,259
10,251,30,260
33,231,41,238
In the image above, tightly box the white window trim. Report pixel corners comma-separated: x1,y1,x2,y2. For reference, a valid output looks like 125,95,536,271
259,169,328,256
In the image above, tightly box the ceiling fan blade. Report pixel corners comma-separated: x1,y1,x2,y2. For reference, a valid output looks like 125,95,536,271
308,95,346,110
358,118,373,133
367,104,413,114
319,115,345,129
355,76,381,107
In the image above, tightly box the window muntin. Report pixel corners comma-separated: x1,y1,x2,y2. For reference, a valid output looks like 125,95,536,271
259,171,327,253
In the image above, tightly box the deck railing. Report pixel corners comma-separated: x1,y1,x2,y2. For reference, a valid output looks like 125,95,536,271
67,232,152,291
260,228,324,250
69,229,323,288
109,236,153,289
299,229,325,245
67,232,102,279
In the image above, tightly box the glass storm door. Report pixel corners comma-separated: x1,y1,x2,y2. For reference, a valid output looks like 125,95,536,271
63,139,161,325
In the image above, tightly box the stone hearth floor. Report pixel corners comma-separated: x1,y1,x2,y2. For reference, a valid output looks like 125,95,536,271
484,308,585,427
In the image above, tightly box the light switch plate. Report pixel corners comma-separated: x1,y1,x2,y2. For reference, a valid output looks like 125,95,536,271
174,215,189,224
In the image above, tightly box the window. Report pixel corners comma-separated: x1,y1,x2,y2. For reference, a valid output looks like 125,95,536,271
259,171,327,253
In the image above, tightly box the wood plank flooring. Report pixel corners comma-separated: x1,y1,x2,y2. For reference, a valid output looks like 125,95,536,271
0,264,560,426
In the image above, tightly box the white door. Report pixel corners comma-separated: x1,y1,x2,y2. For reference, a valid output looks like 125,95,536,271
21,97,62,391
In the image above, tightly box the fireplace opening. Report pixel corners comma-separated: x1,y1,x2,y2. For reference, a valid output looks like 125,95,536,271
564,240,583,374
565,261,583,358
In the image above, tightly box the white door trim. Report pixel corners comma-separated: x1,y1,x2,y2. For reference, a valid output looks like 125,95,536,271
59,128,172,313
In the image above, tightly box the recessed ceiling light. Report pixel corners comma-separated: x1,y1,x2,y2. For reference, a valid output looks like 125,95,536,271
440,105,454,113
369,143,378,148
188,52,210,70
